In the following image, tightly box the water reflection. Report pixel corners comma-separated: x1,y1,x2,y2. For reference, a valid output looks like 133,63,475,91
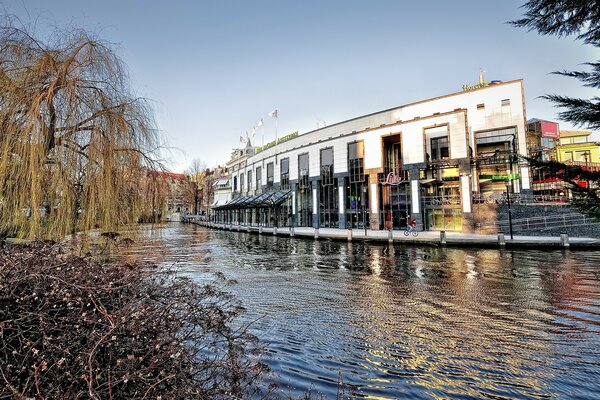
122,224,600,399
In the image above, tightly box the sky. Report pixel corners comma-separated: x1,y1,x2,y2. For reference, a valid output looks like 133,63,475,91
2,0,598,172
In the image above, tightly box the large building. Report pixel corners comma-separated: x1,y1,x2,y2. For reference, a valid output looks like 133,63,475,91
214,80,530,232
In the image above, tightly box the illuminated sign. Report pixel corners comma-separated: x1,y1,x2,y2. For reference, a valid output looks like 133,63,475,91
255,131,299,154
381,172,404,186
462,80,502,91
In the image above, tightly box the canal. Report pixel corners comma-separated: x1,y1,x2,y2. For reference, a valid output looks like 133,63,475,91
122,223,600,399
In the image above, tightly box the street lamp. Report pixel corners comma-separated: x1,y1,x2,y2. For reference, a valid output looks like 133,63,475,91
506,154,514,240
362,185,367,236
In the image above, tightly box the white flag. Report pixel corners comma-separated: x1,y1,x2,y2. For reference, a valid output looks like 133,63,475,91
257,118,263,127
251,127,256,138
240,135,244,143
268,109,278,118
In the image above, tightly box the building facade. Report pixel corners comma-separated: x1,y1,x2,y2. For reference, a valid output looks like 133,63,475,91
214,80,531,232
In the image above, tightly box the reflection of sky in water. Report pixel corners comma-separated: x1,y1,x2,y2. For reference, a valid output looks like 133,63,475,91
121,224,600,399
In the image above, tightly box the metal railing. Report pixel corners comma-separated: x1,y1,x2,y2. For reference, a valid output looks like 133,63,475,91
422,195,461,206
478,212,597,232
473,193,572,205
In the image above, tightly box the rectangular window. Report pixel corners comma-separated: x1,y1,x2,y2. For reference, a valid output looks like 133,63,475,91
501,99,510,106
477,103,485,110
255,167,262,189
280,158,290,189
266,162,274,188
425,126,449,163
298,153,309,189
475,127,517,159
574,150,591,162
348,142,364,183
247,170,253,192
239,173,245,193
320,147,334,186
431,136,449,161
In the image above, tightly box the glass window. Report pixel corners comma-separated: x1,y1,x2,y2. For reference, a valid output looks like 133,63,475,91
299,153,309,176
431,136,449,161
255,167,262,189
266,162,274,188
240,173,244,193
348,141,364,160
320,148,334,186
280,158,290,189
348,142,364,183
298,153,309,189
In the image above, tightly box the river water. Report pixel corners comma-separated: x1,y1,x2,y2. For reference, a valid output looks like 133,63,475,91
122,224,600,399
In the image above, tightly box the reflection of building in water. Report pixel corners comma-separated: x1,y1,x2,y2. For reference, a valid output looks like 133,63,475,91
345,246,554,398
215,80,530,232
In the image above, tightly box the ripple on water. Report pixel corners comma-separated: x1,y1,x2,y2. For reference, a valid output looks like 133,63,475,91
120,224,600,399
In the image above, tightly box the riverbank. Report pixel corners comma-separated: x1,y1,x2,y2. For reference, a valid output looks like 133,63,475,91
188,220,600,249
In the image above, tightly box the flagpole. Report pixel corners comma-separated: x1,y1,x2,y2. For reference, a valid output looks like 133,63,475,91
275,117,278,142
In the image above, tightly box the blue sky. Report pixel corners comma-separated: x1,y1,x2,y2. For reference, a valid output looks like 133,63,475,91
2,1,598,172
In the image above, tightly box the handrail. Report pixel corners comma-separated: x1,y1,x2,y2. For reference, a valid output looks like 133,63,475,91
478,212,598,232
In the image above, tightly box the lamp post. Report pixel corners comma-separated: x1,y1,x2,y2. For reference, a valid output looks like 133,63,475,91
362,185,367,236
506,153,515,240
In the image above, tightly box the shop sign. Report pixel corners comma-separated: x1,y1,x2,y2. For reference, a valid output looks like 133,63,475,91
462,80,502,91
381,172,403,185
541,121,559,139
255,131,299,154
480,173,520,181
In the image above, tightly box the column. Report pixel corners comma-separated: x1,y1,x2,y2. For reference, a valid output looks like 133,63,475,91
312,180,319,228
338,179,346,228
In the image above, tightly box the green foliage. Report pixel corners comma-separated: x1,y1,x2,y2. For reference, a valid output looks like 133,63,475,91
0,20,162,239
528,157,600,219
512,0,600,129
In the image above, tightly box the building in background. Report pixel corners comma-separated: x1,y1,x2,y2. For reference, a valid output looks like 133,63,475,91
527,118,560,197
214,79,531,232
142,171,192,222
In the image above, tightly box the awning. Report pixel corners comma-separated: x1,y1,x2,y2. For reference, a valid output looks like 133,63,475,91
211,198,229,207
213,189,294,210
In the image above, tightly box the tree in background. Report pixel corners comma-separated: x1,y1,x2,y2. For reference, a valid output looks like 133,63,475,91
512,0,600,218
0,20,162,239
186,159,207,215
511,0,600,129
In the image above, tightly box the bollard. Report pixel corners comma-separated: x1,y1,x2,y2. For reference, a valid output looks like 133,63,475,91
347,229,353,242
314,228,319,240
259,226,263,234
388,229,393,243
498,233,506,247
273,226,278,236
237,224,241,232
560,233,570,248
290,226,295,237
440,230,446,245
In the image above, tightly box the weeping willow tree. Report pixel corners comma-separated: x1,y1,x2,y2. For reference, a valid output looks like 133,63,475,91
0,23,161,239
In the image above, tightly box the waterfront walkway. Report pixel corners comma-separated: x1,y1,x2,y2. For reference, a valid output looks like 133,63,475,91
188,220,600,250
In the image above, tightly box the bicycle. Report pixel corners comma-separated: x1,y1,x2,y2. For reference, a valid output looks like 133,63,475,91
404,228,418,237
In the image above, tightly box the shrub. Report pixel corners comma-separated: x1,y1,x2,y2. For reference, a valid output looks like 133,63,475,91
0,242,268,399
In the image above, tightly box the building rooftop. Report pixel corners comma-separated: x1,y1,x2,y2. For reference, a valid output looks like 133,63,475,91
560,130,592,138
